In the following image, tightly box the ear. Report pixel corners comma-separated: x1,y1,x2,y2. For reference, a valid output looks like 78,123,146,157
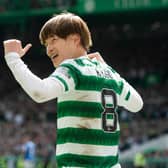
70,34,81,46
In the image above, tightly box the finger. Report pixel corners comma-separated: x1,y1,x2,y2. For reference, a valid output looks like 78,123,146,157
88,52,105,63
87,52,100,59
3,39,20,45
21,43,32,56
3,39,21,55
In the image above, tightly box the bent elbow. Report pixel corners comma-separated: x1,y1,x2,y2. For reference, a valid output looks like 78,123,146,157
29,91,48,103
32,97,46,103
137,96,143,112
131,96,143,113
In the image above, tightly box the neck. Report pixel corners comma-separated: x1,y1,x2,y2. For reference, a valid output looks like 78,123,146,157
73,47,87,58
55,47,87,68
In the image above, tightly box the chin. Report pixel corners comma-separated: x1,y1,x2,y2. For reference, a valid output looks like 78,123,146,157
53,64,58,68
52,61,58,68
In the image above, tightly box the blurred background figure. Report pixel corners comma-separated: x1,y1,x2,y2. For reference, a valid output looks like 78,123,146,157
21,132,37,168
43,144,55,168
134,152,146,168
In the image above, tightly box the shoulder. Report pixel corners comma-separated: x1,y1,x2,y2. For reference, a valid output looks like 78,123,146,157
61,56,99,67
59,56,90,74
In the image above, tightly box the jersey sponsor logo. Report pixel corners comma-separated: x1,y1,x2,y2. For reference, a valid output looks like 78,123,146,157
96,69,114,79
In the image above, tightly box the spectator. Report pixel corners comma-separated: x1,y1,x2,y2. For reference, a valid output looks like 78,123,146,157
20,132,37,168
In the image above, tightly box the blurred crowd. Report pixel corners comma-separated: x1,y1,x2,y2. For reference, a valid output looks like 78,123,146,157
0,121,56,157
0,0,77,12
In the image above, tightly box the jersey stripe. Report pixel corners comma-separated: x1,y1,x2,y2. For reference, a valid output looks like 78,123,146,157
57,128,120,146
59,90,101,102
57,101,103,118
51,75,69,91
57,154,118,167
125,90,130,100
57,116,120,131
57,143,118,156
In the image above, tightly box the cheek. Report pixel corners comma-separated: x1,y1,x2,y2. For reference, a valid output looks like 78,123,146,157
60,46,70,55
58,41,73,56
66,43,74,53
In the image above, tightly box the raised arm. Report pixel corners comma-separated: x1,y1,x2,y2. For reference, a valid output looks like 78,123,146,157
3,39,74,103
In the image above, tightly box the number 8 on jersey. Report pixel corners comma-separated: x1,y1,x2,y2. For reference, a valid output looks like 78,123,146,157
101,88,118,133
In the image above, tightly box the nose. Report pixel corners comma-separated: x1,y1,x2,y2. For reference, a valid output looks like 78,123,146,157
46,44,54,56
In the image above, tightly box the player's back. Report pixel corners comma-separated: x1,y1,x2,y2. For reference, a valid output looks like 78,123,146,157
56,56,121,168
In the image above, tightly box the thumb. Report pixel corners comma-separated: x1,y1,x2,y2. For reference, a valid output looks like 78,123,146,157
87,52,99,59
21,43,32,57
88,52,105,63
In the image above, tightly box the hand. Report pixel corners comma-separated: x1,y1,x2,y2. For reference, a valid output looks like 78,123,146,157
3,39,32,57
87,52,105,64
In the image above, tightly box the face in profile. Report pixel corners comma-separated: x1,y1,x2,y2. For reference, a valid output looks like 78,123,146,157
45,35,81,67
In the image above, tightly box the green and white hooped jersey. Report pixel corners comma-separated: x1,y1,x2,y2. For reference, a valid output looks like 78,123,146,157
50,56,136,168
